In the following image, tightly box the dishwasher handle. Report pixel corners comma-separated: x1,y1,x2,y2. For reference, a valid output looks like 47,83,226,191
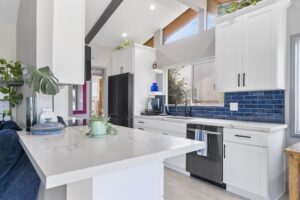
187,128,222,136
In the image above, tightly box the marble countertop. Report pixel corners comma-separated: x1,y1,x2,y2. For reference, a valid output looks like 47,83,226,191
135,115,287,132
18,125,203,189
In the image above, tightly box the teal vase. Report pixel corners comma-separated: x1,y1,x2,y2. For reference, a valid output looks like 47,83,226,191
91,121,107,137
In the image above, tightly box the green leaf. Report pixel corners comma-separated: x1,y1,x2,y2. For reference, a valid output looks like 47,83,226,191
0,59,7,65
0,87,10,94
25,66,59,95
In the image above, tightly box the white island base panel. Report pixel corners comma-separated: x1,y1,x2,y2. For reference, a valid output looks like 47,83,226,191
39,160,164,200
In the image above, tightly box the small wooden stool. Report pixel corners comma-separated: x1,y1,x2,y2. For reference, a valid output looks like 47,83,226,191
285,143,300,200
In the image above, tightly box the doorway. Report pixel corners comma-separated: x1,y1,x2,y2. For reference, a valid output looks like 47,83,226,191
91,67,105,116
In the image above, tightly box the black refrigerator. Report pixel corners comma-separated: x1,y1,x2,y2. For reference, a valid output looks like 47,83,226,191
108,73,133,128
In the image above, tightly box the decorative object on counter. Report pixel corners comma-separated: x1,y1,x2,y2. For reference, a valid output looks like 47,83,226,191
117,39,133,50
218,0,262,16
88,111,118,138
31,122,65,135
26,97,37,132
150,82,159,92
39,108,58,124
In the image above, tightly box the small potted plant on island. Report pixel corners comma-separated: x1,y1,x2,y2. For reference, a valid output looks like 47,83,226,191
89,111,117,138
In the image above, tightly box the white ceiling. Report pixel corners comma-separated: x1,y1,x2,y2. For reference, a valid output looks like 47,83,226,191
0,0,20,25
86,0,188,48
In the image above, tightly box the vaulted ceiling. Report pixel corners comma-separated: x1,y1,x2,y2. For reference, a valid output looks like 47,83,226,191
86,0,188,48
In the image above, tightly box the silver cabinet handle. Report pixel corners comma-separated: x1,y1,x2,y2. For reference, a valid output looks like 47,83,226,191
238,73,241,87
138,128,144,130
138,121,144,124
243,73,246,87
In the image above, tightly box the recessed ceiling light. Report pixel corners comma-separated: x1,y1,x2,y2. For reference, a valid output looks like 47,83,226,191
150,4,156,10
122,33,127,37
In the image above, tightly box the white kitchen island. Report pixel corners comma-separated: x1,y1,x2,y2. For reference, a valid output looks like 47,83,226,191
18,125,203,200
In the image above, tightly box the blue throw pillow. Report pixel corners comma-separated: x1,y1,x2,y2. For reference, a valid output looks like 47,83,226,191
0,129,23,179
1,121,22,131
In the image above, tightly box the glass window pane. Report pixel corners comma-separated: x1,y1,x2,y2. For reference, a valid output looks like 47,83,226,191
296,39,300,133
168,66,192,104
192,61,224,105
207,14,216,29
165,17,199,44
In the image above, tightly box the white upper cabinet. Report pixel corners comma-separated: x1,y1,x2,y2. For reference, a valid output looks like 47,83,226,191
111,48,133,75
52,0,85,85
242,4,278,90
216,18,242,92
216,0,288,92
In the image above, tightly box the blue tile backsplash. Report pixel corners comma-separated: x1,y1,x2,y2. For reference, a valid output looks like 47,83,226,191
168,90,285,124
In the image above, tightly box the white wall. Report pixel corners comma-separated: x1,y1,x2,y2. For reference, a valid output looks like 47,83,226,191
0,23,16,60
35,0,55,122
156,29,215,67
15,0,37,127
90,44,113,68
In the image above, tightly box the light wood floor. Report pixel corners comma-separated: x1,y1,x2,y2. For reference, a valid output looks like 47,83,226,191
164,169,288,200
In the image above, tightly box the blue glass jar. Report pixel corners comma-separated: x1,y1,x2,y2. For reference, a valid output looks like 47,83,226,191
151,83,159,92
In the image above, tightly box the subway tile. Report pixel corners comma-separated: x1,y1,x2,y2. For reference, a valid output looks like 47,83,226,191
167,90,284,124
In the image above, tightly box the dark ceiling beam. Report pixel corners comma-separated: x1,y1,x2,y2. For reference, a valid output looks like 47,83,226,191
85,0,123,44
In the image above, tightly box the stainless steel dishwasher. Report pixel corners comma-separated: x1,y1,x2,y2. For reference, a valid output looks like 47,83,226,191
186,123,225,189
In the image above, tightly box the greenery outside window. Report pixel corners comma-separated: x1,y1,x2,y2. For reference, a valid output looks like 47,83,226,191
168,59,224,106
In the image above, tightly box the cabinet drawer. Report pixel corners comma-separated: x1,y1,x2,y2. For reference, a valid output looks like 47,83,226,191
224,128,267,147
134,118,186,134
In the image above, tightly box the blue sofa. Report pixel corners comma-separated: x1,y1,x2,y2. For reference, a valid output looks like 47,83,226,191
0,129,40,200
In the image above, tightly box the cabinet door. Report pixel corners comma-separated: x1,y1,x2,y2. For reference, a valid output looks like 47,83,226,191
216,18,242,92
122,48,133,74
111,53,123,75
52,0,85,85
223,141,268,197
242,4,278,90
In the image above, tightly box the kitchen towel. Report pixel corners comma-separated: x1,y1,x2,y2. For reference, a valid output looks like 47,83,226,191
195,129,208,157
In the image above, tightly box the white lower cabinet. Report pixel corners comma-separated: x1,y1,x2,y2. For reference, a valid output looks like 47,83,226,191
223,128,285,200
134,117,187,174
224,141,268,198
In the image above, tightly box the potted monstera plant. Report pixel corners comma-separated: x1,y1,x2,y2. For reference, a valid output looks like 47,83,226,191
24,66,60,131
